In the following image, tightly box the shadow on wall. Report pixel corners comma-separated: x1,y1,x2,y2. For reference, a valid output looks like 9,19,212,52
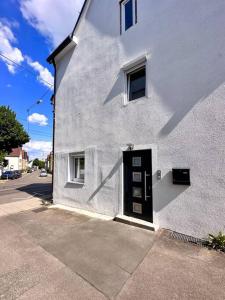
55,47,75,92
64,182,84,189
87,156,123,203
153,171,189,212
103,71,124,105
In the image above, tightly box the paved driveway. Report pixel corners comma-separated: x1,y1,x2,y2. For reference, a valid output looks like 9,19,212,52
0,196,224,299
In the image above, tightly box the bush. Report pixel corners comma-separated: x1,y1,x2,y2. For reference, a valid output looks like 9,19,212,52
207,232,225,252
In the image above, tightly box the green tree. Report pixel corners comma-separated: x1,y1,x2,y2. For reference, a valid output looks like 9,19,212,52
32,158,45,169
39,160,45,169
32,158,40,167
0,106,29,164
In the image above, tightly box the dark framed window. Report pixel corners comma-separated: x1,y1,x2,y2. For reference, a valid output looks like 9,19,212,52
127,66,146,101
120,0,137,34
124,0,133,30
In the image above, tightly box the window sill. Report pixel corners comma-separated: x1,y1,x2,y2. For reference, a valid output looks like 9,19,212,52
67,181,84,186
123,96,148,106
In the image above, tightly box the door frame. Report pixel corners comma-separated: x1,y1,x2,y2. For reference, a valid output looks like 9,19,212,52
120,144,158,225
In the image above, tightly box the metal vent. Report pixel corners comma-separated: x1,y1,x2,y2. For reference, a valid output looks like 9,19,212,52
170,231,205,246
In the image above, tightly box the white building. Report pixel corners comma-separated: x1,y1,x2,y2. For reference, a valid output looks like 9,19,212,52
47,0,225,238
2,147,29,173
4,147,23,171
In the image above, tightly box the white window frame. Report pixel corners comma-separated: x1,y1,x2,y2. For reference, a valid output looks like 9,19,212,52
121,0,137,33
125,63,146,103
121,54,149,105
68,152,85,184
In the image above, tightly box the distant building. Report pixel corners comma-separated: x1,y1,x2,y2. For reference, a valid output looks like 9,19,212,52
4,147,29,171
46,152,53,173
22,150,29,171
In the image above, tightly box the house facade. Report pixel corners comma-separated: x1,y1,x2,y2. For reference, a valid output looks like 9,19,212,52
22,150,29,171
4,147,27,171
48,0,225,238
4,147,22,171
45,152,53,173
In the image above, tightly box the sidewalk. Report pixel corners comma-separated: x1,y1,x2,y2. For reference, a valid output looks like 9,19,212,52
0,202,224,299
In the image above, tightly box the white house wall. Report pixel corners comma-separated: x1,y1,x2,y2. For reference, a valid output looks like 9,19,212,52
4,157,20,171
53,0,225,238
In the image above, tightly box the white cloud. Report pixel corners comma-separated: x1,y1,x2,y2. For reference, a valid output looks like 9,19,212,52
0,19,53,90
0,20,24,73
20,0,84,47
28,113,48,126
24,140,52,160
0,18,19,29
26,57,54,89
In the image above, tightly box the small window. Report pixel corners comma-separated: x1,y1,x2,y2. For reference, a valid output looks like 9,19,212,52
127,66,146,101
124,0,133,30
69,153,85,183
121,0,137,33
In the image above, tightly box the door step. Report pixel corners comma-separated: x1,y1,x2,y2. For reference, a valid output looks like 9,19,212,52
114,215,158,231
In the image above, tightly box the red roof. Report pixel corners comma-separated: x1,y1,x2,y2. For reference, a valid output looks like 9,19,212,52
7,147,28,160
7,147,22,157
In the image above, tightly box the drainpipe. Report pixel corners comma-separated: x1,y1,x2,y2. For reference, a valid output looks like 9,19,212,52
51,59,56,201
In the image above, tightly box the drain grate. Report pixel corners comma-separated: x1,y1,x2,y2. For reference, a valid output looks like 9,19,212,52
32,207,48,213
170,231,206,246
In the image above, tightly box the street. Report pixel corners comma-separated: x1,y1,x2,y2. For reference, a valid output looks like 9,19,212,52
0,171,52,205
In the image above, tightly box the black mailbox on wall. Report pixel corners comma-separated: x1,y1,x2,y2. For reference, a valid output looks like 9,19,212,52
172,169,190,185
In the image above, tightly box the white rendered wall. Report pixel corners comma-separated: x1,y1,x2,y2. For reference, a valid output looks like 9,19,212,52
5,157,20,170
53,0,225,238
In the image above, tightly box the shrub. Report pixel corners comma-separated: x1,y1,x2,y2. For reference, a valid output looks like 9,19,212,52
207,231,225,252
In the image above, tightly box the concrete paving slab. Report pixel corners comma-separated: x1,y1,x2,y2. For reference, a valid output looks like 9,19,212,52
8,208,92,245
41,219,155,298
7,208,155,298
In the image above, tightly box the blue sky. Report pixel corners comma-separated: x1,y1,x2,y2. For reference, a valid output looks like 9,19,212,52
0,0,84,159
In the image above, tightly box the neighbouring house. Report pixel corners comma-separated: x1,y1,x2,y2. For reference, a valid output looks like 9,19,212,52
4,147,29,172
45,152,53,173
47,0,225,238
22,150,29,171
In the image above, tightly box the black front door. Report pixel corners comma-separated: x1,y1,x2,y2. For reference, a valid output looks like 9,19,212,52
123,149,153,222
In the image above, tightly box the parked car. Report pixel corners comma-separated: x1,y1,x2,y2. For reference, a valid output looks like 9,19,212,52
14,170,22,178
40,170,47,177
1,171,17,180
27,168,32,173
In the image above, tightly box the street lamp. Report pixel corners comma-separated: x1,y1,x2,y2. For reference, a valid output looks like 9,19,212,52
27,99,43,134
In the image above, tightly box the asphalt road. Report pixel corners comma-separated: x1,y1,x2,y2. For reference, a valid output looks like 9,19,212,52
0,171,52,204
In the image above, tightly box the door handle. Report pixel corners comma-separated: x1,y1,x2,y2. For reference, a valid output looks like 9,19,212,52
144,171,151,202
